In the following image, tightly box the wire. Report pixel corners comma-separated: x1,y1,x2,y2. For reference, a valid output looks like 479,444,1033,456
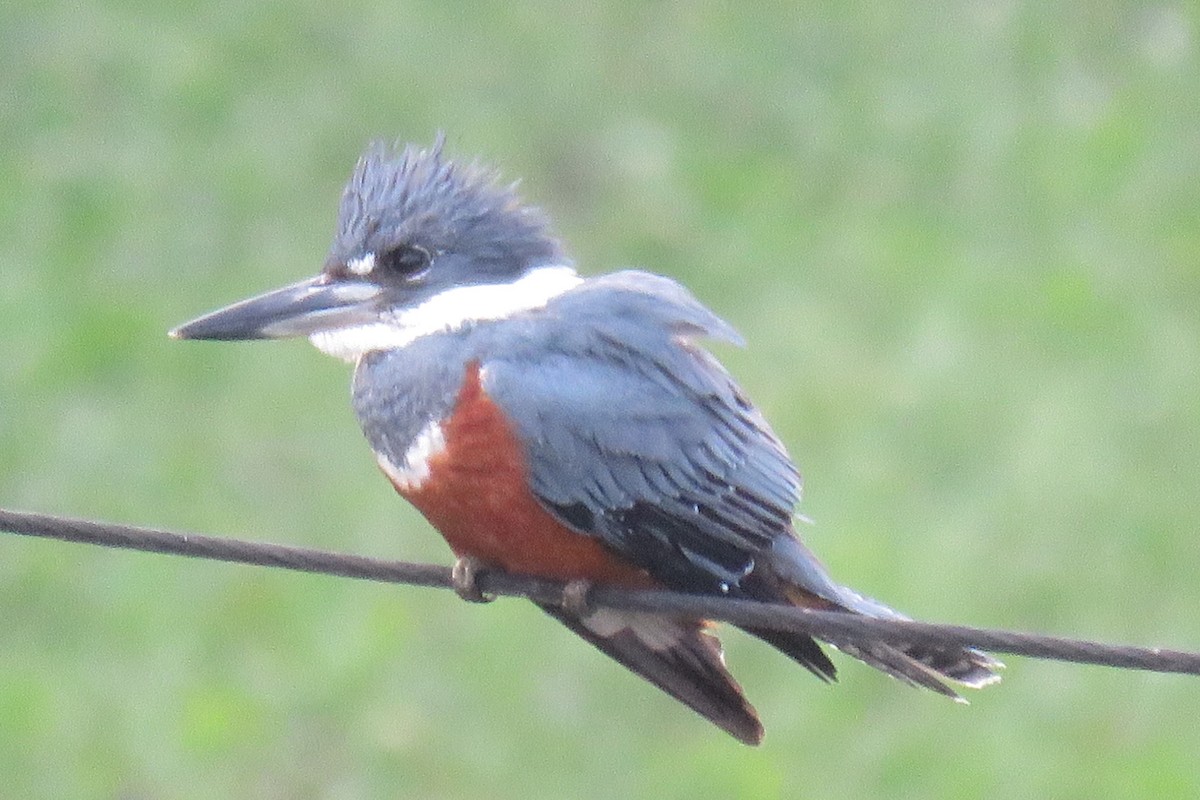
2,506,1199,676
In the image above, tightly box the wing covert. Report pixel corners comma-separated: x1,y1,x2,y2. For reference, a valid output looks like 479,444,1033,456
481,272,801,594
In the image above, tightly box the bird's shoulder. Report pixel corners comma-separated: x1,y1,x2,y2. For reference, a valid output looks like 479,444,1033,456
549,268,744,344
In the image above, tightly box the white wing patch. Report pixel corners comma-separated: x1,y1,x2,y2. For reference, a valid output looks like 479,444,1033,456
582,609,691,653
376,419,447,491
346,253,376,276
309,264,582,362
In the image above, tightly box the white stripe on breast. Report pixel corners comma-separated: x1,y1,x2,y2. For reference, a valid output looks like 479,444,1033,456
376,419,447,491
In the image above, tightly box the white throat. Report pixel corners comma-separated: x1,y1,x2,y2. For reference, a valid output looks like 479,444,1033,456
309,265,582,362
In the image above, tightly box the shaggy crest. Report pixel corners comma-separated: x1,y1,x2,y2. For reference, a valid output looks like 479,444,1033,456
329,138,565,273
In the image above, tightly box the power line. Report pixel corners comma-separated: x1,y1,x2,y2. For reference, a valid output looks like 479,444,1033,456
2,507,1198,676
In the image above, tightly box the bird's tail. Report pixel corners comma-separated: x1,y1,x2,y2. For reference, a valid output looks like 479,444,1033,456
755,538,1003,698
811,584,1002,698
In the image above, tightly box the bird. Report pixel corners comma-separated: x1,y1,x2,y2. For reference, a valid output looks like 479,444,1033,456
171,138,1001,744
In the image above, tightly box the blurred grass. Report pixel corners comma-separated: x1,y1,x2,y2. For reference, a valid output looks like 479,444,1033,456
2,1,1200,798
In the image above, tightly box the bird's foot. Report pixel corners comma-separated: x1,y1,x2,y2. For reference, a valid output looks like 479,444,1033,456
451,555,495,603
560,579,593,617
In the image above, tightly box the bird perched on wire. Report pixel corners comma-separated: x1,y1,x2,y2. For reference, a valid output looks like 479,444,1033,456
171,138,1001,744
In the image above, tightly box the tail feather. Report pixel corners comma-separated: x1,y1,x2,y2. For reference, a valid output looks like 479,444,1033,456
535,542,1000,743
761,537,1003,695
742,625,837,682
891,640,1004,690
833,640,967,699
746,605,1002,700
827,583,1003,694
539,603,763,745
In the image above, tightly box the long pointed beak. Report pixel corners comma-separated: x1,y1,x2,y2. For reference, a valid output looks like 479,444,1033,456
170,275,382,341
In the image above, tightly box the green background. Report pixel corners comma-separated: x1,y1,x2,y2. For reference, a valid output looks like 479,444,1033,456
3,2,1199,797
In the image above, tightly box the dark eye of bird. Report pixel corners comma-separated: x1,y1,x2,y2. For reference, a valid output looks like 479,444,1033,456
376,244,431,278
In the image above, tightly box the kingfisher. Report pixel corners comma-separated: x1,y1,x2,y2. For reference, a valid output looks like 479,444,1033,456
171,139,1000,744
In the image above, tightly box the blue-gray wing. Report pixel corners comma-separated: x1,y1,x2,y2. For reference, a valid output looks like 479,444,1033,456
481,271,801,594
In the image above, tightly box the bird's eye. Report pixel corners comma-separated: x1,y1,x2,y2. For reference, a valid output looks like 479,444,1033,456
375,245,432,278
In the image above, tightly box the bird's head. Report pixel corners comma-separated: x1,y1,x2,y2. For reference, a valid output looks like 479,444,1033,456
171,139,579,360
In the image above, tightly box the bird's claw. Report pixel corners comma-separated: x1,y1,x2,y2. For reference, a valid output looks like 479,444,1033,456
560,579,593,617
451,556,495,603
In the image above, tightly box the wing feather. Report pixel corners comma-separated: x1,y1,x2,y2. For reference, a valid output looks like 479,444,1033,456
482,271,798,595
